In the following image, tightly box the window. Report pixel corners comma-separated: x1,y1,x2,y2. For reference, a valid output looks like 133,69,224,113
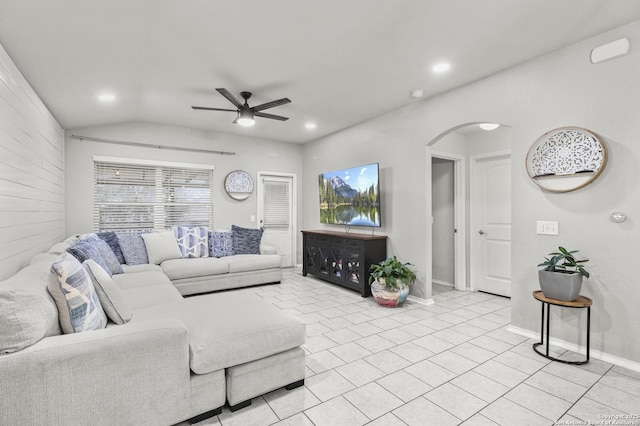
262,178,291,228
94,157,214,233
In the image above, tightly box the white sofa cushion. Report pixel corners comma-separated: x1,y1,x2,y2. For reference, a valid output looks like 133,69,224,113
112,270,173,290
121,263,164,274
84,260,133,324
161,258,229,281
225,254,282,273
132,292,305,374
0,253,62,353
142,231,182,265
121,285,183,310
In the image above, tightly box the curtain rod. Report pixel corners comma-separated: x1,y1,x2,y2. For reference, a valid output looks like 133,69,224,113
70,134,236,156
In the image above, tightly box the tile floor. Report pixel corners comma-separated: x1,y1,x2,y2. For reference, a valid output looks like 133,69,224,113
187,268,640,426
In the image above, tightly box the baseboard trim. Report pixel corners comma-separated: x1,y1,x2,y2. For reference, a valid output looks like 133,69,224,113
507,325,640,373
432,279,454,288
407,295,434,306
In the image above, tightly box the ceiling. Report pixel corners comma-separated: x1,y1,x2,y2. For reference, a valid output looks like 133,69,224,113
1,1,639,144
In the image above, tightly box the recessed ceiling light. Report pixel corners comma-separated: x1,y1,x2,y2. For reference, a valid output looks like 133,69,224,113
479,123,500,131
305,122,317,130
432,63,450,73
409,89,424,98
98,93,116,103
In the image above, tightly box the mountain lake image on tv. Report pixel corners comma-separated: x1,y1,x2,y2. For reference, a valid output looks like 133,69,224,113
318,163,381,227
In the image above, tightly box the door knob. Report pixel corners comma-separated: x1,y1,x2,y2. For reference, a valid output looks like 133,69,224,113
478,230,487,235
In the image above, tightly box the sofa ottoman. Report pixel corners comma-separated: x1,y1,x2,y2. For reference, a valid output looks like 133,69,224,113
226,346,305,410
131,290,306,409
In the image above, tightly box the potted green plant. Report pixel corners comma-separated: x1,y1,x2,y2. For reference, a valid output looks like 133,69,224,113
537,246,590,301
369,256,417,307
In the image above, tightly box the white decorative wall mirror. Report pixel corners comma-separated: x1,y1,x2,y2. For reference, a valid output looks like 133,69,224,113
526,126,607,193
224,170,254,200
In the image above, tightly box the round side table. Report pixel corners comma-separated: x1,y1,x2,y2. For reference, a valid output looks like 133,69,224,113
532,290,592,365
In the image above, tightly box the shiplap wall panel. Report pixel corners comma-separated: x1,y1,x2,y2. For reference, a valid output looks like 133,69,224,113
0,42,64,280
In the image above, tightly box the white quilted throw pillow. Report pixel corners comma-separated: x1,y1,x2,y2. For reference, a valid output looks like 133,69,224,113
173,226,209,258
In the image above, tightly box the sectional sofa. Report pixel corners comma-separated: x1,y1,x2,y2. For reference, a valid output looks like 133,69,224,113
0,227,305,425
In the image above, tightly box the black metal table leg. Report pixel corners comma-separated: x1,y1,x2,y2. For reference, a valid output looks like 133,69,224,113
532,291,592,365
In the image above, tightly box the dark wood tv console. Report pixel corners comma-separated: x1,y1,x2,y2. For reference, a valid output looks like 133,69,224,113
301,230,387,297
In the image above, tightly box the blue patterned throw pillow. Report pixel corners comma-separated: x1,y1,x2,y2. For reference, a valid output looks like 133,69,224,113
116,233,149,265
91,238,124,275
173,226,209,258
47,253,107,334
209,231,234,258
231,225,263,255
97,231,126,264
67,241,113,277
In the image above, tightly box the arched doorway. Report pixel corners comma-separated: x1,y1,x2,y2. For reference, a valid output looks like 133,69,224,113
426,122,512,298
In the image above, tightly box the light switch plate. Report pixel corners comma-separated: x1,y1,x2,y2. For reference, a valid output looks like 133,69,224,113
537,220,558,235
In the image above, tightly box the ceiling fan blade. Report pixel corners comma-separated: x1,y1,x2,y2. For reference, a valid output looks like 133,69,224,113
191,106,237,112
251,98,291,112
254,111,289,121
216,88,243,109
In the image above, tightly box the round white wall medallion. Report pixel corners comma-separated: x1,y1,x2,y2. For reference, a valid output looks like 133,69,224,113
526,126,607,193
224,170,254,200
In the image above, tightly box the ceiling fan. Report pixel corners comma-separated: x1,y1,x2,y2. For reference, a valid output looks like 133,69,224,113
191,88,291,127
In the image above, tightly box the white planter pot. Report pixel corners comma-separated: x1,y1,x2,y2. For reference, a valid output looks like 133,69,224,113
538,270,583,301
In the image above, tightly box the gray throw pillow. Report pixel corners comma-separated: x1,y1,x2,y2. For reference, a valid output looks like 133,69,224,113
231,225,263,255
117,233,149,265
141,231,182,264
0,258,62,353
83,260,132,324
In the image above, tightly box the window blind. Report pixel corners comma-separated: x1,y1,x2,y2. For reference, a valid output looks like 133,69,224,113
262,179,290,228
94,160,213,232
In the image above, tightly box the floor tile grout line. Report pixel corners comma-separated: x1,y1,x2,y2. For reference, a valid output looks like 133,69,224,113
555,363,630,423
225,270,626,426
403,337,550,424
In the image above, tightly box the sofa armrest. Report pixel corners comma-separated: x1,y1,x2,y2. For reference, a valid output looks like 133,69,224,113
0,319,192,425
260,243,277,255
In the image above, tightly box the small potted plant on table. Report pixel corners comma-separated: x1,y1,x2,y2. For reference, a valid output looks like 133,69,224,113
538,246,590,301
369,256,416,307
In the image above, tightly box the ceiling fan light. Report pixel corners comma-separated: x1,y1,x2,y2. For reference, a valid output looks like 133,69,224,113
236,109,255,127
236,117,255,127
479,123,500,131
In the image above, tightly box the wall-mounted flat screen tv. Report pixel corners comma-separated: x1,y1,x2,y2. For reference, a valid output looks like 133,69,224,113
318,163,381,227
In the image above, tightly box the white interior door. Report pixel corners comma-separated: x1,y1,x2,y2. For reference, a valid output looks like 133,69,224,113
471,153,511,297
257,172,296,267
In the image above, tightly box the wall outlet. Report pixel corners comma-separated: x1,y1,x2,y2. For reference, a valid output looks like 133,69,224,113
250,215,256,223
536,220,558,235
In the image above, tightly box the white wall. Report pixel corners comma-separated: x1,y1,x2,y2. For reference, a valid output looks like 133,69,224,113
303,21,640,365
65,122,303,259
0,43,64,280
466,126,512,156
